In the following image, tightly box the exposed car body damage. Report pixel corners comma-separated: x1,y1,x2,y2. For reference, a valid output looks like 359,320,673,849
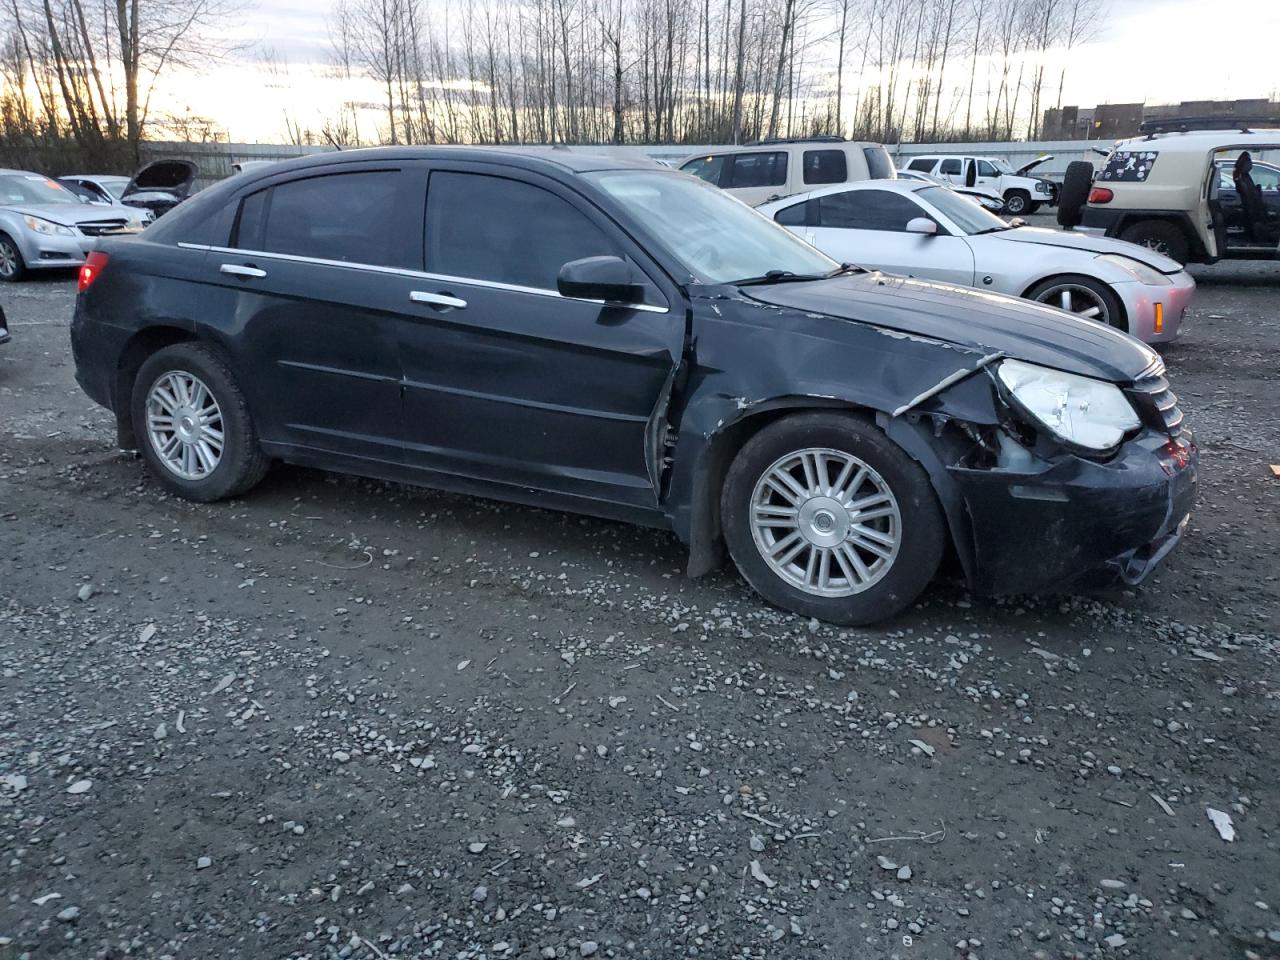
666,273,1193,591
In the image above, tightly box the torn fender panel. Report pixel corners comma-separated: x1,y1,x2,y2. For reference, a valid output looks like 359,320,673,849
665,295,1002,568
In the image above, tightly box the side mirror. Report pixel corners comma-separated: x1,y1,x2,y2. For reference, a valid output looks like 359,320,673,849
557,256,645,305
906,217,938,236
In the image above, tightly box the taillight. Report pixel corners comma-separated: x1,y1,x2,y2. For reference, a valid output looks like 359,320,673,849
1088,186,1113,204
78,251,109,292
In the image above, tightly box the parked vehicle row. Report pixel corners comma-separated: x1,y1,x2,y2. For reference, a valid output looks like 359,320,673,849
901,153,1058,215
70,147,1198,626
679,137,897,205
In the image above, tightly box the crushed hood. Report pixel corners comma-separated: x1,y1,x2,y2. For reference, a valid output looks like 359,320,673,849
122,160,197,200
741,272,1158,383
1015,154,1053,176
994,226,1183,272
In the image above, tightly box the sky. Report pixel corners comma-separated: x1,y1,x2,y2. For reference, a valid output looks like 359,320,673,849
156,0,1280,144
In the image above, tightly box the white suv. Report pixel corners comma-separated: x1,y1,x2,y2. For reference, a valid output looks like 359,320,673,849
901,154,1057,215
679,138,896,205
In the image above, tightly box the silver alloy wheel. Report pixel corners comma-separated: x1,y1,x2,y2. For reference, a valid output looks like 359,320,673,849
1035,282,1109,323
1004,194,1027,214
749,448,901,598
0,239,17,277
145,370,225,480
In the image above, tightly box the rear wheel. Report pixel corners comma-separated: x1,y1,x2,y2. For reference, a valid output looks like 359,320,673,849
1119,220,1190,265
721,413,945,625
0,234,26,282
130,342,270,501
1003,190,1031,215
1026,274,1125,331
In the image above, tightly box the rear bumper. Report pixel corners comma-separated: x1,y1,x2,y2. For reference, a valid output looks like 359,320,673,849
70,299,123,412
949,431,1198,595
1114,271,1195,344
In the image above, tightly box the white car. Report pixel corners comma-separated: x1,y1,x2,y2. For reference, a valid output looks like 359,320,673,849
57,175,151,227
680,137,897,205
901,154,1057,215
757,180,1194,344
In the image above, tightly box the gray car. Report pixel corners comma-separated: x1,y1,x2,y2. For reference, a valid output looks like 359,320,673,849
0,169,136,281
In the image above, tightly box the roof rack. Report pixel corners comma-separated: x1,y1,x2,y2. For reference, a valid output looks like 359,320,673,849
1139,116,1280,136
746,135,846,145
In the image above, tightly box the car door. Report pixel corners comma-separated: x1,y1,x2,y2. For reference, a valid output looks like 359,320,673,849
207,163,427,464
804,189,975,286
398,165,684,510
973,159,1002,193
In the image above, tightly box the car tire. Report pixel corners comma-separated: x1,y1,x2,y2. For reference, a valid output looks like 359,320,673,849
1119,220,1190,265
0,233,27,282
720,412,945,626
1056,161,1094,228
1003,190,1031,215
1024,201,1042,216
1026,274,1126,331
131,342,270,502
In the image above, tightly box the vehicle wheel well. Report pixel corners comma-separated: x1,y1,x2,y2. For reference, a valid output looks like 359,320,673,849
686,400,877,578
1003,187,1030,199
1020,272,1128,333
1116,214,1200,256
113,326,198,448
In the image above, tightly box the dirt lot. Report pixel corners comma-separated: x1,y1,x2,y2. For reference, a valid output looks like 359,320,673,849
1,260,1278,960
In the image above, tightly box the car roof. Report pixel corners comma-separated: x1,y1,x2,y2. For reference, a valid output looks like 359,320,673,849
60,174,129,181
761,178,928,208
0,168,44,177
1111,129,1280,152
235,146,664,177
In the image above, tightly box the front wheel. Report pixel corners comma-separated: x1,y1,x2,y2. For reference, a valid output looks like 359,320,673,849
721,413,945,625
131,342,270,501
1002,190,1030,215
1026,274,1125,330
0,234,27,282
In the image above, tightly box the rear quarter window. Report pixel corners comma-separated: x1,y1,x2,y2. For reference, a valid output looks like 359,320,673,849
803,150,848,185
907,158,937,172
1099,150,1158,183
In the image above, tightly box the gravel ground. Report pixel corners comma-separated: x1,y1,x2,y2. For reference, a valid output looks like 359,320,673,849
1,260,1278,960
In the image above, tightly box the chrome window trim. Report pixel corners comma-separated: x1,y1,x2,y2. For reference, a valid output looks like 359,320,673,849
178,242,669,314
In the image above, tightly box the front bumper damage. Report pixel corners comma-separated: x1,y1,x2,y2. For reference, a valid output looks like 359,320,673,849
948,431,1197,594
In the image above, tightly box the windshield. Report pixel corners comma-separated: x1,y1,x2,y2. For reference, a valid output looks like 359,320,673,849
586,169,835,284
0,174,81,206
990,158,1014,174
99,178,128,199
917,185,1010,235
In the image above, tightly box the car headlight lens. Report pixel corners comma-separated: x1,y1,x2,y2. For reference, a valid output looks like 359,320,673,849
1035,181,1052,193
1096,253,1171,285
997,359,1140,451
24,215,75,237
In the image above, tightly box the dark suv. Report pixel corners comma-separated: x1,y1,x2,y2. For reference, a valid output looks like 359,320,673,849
72,148,1197,624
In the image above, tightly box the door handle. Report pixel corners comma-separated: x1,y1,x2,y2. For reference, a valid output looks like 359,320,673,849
220,263,267,279
410,290,467,310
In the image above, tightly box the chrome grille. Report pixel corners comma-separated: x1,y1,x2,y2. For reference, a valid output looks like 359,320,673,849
1127,365,1185,437
77,219,128,237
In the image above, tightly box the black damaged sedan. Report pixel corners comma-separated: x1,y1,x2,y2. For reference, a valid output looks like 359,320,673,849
71,148,1197,625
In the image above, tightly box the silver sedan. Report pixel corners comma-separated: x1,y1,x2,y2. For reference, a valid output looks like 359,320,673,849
757,179,1194,343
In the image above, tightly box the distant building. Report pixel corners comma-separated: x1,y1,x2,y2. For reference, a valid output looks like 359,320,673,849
1042,99,1280,140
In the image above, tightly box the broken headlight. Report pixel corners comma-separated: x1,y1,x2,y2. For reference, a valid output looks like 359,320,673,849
996,359,1140,452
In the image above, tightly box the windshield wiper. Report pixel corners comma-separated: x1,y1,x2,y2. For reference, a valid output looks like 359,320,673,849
732,264,861,286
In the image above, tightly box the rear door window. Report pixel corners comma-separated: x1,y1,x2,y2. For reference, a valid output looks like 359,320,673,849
907,158,937,172
424,171,621,291
680,155,727,185
726,152,788,188
818,190,924,231
234,169,419,269
862,145,896,179
803,150,848,185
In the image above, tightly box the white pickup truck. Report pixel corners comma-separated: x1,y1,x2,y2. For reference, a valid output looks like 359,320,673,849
900,154,1057,215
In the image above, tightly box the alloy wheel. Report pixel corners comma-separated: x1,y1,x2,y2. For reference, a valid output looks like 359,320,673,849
749,448,901,598
145,370,225,480
0,240,17,278
1035,282,1110,323
1004,195,1027,214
